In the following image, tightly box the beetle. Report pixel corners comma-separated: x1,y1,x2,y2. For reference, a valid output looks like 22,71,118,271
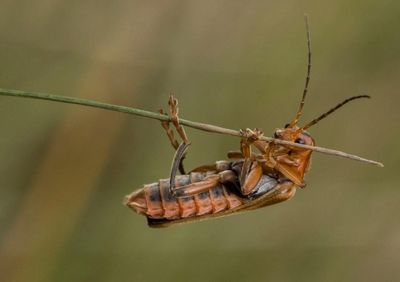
124,18,369,228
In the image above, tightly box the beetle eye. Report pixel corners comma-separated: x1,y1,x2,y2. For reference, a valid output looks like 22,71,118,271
284,123,290,128
295,138,305,144
274,132,279,138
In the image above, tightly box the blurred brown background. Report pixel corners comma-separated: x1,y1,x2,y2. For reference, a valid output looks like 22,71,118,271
0,1,399,282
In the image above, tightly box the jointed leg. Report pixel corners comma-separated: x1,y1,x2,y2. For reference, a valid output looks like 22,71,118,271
168,95,189,144
169,142,190,194
159,95,190,175
159,109,179,150
264,145,306,188
239,128,264,196
173,170,237,198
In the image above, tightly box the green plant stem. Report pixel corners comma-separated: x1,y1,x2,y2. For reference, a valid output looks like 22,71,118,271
0,88,383,167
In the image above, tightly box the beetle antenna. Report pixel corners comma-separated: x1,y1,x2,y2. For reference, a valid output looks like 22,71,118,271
302,95,370,130
289,14,311,127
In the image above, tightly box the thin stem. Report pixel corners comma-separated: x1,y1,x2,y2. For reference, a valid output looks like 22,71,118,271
0,88,383,167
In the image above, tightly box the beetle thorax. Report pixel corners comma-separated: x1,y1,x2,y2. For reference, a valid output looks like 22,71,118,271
265,126,315,188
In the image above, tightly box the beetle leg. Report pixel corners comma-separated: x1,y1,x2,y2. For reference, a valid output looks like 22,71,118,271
240,161,263,195
159,95,190,145
173,170,237,198
173,175,219,197
166,95,193,193
168,95,189,144
159,107,187,176
159,95,190,175
276,155,300,166
169,142,191,194
240,128,261,164
239,128,265,195
159,109,180,150
253,140,270,154
265,149,306,188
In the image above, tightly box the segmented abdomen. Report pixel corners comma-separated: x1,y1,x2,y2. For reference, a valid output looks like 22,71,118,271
125,170,244,220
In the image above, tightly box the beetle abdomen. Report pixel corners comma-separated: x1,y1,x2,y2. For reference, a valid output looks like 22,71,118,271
124,171,244,220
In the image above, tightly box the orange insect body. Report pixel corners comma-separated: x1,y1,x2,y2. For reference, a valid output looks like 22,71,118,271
124,17,369,227
124,125,317,227
124,160,298,227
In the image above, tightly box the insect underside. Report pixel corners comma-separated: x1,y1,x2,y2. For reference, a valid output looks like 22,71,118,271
124,17,370,227
125,156,297,228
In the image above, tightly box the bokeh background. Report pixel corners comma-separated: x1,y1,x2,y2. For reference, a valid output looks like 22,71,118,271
0,1,399,282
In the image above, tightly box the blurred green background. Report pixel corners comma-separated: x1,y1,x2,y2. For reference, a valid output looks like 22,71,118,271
0,1,399,282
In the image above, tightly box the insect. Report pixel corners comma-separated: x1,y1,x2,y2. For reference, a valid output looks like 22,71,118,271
124,18,370,227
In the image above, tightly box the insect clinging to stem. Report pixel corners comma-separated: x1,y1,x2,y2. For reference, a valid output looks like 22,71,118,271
124,16,371,228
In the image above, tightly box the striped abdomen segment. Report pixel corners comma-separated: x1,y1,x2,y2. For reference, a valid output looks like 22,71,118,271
124,172,243,220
